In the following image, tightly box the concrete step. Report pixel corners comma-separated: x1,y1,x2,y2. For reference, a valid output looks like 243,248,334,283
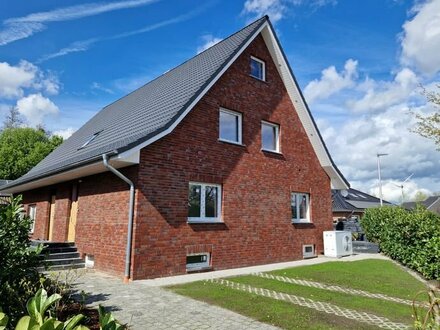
43,246,78,254
39,263,86,272
46,257,84,266
44,252,80,260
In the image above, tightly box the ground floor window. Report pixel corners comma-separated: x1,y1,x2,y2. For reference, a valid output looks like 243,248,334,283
186,253,210,271
188,182,222,223
28,204,36,233
291,193,310,223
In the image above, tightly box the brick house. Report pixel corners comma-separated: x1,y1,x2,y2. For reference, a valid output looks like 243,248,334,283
1,16,348,281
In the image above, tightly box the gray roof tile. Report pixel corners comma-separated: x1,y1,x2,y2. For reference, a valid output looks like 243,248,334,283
5,16,267,189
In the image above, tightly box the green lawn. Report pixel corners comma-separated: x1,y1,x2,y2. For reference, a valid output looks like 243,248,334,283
270,259,426,300
169,259,429,329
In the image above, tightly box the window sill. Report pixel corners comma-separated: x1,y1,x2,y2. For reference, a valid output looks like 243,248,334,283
292,220,312,224
249,74,267,83
188,219,224,224
218,139,245,147
261,148,282,155
186,266,213,273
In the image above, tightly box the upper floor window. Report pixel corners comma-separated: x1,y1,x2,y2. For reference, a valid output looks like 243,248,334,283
28,205,36,233
188,182,222,223
261,121,280,152
219,108,242,144
291,193,310,223
250,56,265,81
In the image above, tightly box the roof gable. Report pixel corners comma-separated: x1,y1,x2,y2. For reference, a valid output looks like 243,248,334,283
2,16,348,193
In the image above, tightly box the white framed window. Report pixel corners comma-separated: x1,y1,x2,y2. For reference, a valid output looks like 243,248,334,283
186,253,210,271
291,193,310,223
188,182,222,223
250,56,265,81
29,205,36,233
219,108,242,144
261,121,280,152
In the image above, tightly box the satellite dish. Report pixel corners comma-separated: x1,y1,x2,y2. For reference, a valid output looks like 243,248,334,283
341,190,349,197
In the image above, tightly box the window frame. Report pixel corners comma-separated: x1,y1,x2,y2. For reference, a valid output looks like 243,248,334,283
250,56,266,81
188,182,222,223
186,253,210,271
28,204,37,233
291,192,311,223
219,108,243,145
261,121,280,153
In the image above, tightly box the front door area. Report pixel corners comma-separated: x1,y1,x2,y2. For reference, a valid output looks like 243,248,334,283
67,184,78,242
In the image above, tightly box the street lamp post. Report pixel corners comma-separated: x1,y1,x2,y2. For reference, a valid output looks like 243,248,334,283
377,153,388,206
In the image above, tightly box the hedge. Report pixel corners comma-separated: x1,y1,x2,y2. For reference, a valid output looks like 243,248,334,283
361,205,440,280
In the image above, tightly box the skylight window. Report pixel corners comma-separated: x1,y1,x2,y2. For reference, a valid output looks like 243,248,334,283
78,132,100,150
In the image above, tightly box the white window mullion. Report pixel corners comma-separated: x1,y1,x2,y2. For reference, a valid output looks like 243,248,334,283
201,185,206,218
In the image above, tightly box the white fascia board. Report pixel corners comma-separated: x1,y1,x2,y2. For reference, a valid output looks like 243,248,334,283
1,156,136,194
260,25,348,190
116,23,267,161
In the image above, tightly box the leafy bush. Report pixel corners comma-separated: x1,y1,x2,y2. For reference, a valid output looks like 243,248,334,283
0,196,44,325
361,206,440,280
1,288,124,330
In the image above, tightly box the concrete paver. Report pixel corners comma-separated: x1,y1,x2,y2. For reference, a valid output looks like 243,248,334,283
73,271,279,330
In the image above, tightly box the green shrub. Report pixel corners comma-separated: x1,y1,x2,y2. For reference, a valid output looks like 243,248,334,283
0,196,44,326
361,206,440,280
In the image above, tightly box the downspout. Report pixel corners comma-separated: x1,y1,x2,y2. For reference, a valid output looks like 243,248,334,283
102,154,135,283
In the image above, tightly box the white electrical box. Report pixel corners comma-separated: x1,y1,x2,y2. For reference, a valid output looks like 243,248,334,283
323,231,353,257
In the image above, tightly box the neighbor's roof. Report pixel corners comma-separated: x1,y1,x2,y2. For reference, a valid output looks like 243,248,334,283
2,16,348,192
402,196,440,210
332,188,392,212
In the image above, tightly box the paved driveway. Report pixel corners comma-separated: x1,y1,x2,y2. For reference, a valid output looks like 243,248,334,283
73,271,279,330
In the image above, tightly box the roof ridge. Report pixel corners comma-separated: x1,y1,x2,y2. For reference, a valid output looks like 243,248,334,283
101,16,268,112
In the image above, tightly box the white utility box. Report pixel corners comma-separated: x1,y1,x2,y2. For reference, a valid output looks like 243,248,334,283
323,231,353,257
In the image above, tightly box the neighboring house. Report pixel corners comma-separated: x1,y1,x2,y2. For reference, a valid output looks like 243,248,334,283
332,188,392,222
402,196,440,215
0,180,12,205
1,16,348,280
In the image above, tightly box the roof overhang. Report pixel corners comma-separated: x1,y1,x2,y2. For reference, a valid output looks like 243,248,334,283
1,151,139,194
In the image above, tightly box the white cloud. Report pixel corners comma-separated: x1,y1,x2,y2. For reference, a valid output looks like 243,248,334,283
304,59,358,103
53,127,76,139
319,102,440,203
347,68,418,113
242,0,336,23
197,35,222,54
91,82,114,94
400,0,440,75
0,0,158,46
16,93,59,127
0,60,36,98
0,60,60,98
38,7,207,61
243,0,286,23
38,39,97,62
369,180,432,204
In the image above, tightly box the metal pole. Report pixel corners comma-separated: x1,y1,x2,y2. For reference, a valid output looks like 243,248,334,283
377,154,383,206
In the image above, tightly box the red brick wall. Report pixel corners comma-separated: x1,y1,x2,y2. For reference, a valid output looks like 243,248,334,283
132,34,333,279
74,167,137,276
22,188,51,240
21,166,137,277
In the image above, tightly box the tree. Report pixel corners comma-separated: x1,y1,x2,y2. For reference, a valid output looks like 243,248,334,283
412,85,440,149
0,127,63,180
2,107,23,130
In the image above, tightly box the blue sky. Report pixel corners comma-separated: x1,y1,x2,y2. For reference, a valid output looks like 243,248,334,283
0,0,439,202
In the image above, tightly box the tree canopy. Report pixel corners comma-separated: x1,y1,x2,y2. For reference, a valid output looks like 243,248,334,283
412,85,440,149
0,127,63,180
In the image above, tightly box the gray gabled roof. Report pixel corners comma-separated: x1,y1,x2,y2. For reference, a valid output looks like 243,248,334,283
332,188,392,212
402,196,440,210
3,15,349,192
3,17,267,190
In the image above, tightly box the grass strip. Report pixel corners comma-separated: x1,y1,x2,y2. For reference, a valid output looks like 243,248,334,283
169,280,379,330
